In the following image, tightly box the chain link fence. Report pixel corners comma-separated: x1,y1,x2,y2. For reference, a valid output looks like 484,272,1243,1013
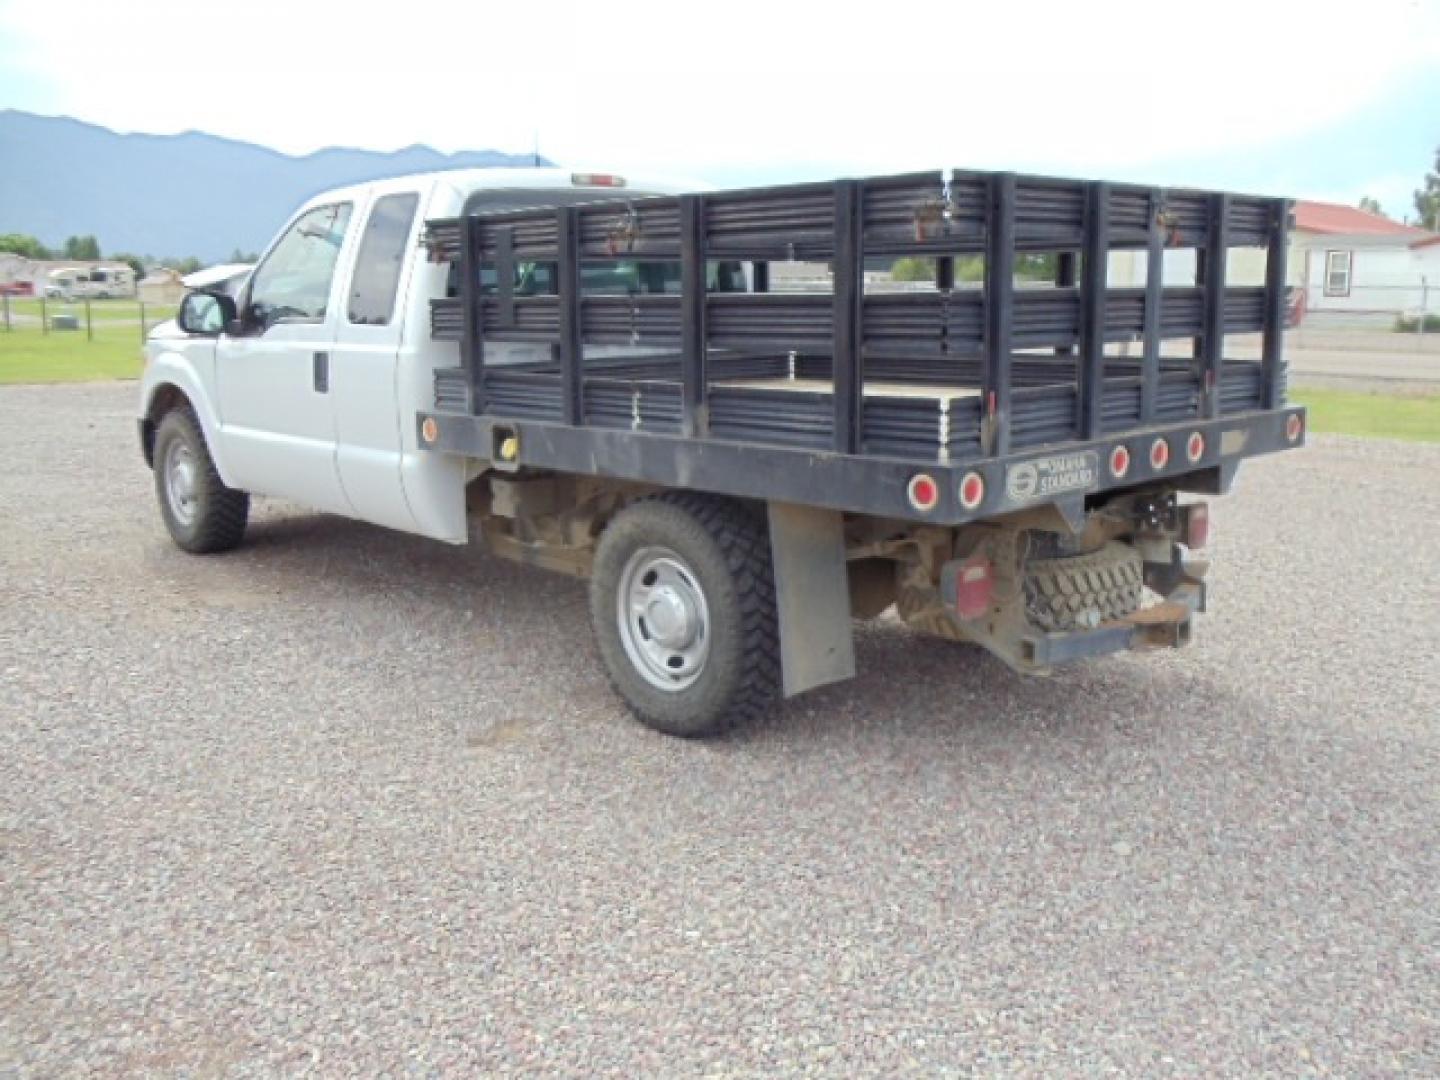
1288,278,1437,355
0,294,178,340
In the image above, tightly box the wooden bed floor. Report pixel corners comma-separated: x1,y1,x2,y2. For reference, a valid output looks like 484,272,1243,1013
712,376,982,401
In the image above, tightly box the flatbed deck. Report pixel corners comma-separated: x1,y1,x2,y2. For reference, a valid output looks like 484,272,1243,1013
418,167,1305,522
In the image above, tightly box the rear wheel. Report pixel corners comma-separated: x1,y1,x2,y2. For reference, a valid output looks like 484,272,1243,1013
153,408,249,553
590,494,779,737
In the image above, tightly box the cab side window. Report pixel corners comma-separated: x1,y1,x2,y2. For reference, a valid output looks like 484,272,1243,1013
348,193,419,325
248,203,353,328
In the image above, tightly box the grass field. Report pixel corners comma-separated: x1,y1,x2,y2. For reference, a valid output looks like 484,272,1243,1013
0,320,156,383
0,297,175,383
1293,388,1440,444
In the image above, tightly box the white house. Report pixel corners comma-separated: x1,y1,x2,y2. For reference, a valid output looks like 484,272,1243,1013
1289,202,1439,325
137,267,186,305
0,252,32,293
1107,200,1438,328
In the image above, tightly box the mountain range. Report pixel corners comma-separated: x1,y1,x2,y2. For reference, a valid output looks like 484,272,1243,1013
0,110,551,262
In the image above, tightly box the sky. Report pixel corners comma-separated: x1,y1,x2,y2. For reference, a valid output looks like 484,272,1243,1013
2,0,1438,217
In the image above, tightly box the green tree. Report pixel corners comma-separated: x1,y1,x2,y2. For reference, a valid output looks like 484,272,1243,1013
1416,145,1440,231
1358,195,1385,217
228,248,261,263
110,252,147,281
172,256,204,275
0,233,54,259
890,256,935,283
890,255,986,284
62,235,101,260
1016,252,1058,282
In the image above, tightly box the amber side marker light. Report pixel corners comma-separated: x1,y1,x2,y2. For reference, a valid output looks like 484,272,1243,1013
421,417,438,444
1286,413,1304,442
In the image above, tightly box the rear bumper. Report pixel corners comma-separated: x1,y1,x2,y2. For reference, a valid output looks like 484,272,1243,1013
418,405,1307,527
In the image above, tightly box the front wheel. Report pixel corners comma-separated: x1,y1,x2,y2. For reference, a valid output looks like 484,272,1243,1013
590,494,780,737
152,408,249,553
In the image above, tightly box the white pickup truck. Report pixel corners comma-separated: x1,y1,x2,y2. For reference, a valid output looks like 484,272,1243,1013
141,168,696,547
140,164,1305,736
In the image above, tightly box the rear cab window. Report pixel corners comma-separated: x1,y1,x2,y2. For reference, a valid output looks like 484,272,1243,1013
442,188,749,298
349,193,420,325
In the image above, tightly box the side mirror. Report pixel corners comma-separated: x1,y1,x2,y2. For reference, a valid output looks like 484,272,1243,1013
177,290,236,336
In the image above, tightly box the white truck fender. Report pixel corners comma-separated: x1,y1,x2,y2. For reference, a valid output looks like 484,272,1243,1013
137,350,235,486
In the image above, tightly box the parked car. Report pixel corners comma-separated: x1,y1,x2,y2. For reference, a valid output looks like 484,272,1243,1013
46,266,134,300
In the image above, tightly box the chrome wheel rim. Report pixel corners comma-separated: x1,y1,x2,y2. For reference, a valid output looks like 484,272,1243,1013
163,438,198,527
617,546,711,691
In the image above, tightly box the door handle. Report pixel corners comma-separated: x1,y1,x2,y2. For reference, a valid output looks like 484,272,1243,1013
313,351,329,393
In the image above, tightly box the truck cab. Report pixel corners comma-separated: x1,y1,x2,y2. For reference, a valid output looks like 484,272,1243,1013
141,168,699,543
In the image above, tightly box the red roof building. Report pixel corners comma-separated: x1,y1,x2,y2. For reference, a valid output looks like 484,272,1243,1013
1288,201,1440,322
1293,201,1430,239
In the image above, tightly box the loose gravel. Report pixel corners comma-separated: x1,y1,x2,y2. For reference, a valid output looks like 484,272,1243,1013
2,383,1437,1076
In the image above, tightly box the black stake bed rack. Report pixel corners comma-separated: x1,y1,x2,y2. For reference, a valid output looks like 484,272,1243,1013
418,168,1305,525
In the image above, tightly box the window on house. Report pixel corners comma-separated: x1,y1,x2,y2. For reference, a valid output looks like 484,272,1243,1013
1324,250,1352,297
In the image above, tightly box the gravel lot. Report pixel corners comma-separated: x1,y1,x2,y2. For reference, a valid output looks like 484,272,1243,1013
2,382,1437,1076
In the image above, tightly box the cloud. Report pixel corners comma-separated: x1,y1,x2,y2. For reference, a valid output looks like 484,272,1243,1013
3,0,1437,184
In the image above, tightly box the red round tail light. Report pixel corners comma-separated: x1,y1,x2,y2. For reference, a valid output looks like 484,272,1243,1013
1285,413,1304,442
958,471,985,511
907,473,940,512
1109,444,1131,478
1185,431,1205,463
1149,437,1170,470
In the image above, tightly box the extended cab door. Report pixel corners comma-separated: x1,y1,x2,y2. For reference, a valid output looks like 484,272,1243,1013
328,189,422,532
214,201,356,515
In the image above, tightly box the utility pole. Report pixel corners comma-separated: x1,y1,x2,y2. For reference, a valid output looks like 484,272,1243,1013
1419,275,1429,350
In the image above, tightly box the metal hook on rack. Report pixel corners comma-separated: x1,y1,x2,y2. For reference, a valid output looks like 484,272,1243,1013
913,193,953,242
1156,206,1184,248
606,204,641,256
